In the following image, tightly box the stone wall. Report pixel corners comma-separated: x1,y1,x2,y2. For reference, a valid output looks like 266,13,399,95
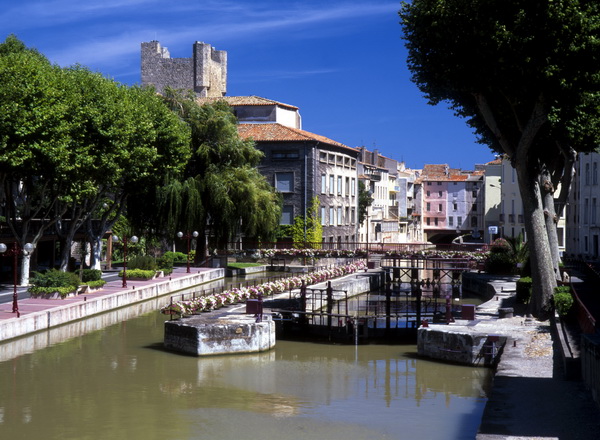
581,333,600,408
141,40,227,97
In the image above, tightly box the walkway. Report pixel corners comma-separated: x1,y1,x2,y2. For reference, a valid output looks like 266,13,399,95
475,277,600,440
0,267,223,341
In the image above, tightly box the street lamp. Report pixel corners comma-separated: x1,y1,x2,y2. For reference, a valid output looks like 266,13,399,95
0,241,34,318
177,231,199,273
112,235,138,288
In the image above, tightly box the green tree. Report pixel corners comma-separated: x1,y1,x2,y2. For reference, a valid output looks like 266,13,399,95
287,197,322,248
0,36,74,282
156,90,281,259
357,181,373,225
400,0,600,317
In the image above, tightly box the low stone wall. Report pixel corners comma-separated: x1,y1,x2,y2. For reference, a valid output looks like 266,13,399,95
164,314,275,356
418,327,506,366
581,333,600,408
0,269,224,342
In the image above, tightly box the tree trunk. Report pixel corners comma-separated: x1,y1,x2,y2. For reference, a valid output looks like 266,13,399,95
540,168,561,281
517,163,556,318
90,237,103,270
19,254,32,286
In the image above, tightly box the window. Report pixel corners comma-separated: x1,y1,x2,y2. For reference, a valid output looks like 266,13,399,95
457,216,462,226
438,191,442,197
472,190,477,198
319,152,327,162
351,207,356,224
337,176,342,195
345,207,349,225
473,203,477,212
321,207,326,225
471,216,478,227
449,216,454,226
426,202,431,211
275,173,293,192
434,218,438,226
437,181,442,186
426,218,431,226
426,191,430,197
427,181,432,186
351,178,356,196
438,204,442,212
329,207,334,225
584,198,589,224
453,203,457,211
280,206,293,225
345,177,350,196
272,150,299,160
329,175,334,195
321,174,326,194
586,163,590,185
337,207,343,225
594,162,598,185
593,198,597,224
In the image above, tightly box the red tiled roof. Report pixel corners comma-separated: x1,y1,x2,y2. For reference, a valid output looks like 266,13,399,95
197,95,298,110
238,123,356,151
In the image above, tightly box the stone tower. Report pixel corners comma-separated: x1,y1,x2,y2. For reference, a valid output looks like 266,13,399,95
141,40,227,97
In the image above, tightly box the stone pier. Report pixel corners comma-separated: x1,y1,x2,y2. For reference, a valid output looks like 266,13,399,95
164,313,275,356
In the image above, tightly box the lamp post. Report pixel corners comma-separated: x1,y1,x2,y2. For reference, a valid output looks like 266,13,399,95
0,241,34,318
177,231,199,273
113,235,138,288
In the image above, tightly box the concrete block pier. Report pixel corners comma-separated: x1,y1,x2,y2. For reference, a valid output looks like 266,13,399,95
164,314,275,356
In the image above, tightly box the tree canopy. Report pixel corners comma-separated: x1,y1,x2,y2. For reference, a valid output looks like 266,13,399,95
400,0,600,316
149,90,282,258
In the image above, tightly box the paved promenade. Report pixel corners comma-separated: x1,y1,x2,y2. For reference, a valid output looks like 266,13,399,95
0,267,223,342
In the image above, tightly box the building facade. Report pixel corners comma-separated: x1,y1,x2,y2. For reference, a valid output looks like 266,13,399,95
237,123,359,247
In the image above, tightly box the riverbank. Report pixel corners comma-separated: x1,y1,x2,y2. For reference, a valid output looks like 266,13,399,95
0,267,224,342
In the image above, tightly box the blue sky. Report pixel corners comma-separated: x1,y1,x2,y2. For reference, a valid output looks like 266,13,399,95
1,0,497,170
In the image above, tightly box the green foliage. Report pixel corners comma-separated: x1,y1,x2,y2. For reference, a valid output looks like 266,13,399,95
81,269,102,282
29,286,77,299
358,181,373,224
162,251,188,264
118,269,155,280
485,251,515,275
128,255,158,271
287,197,322,248
516,277,532,304
553,286,574,317
30,269,80,289
228,263,262,269
84,279,106,289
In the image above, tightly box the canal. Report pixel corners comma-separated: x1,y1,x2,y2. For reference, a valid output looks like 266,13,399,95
0,275,492,440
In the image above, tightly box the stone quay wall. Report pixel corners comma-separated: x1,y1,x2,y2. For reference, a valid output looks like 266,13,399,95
0,269,224,342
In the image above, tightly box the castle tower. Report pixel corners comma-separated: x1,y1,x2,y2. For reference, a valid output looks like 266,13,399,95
141,40,227,97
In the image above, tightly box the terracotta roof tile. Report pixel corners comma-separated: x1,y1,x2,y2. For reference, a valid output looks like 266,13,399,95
197,95,298,110
238,123,356,151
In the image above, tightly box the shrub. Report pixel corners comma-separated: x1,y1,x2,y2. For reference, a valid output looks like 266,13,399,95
85,279,106,289
81,269,102,282
553,286,574,317
29,286,77,299
516,276,532,304
163,251,188,264
30,269,80,289
485,251,515,274
118,269,155,280
128,255,157,271
157,253,175,270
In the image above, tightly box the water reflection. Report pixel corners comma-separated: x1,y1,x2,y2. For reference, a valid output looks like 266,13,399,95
0,278,492,440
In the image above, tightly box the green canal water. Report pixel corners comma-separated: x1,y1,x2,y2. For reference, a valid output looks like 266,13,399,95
0,282,492,440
